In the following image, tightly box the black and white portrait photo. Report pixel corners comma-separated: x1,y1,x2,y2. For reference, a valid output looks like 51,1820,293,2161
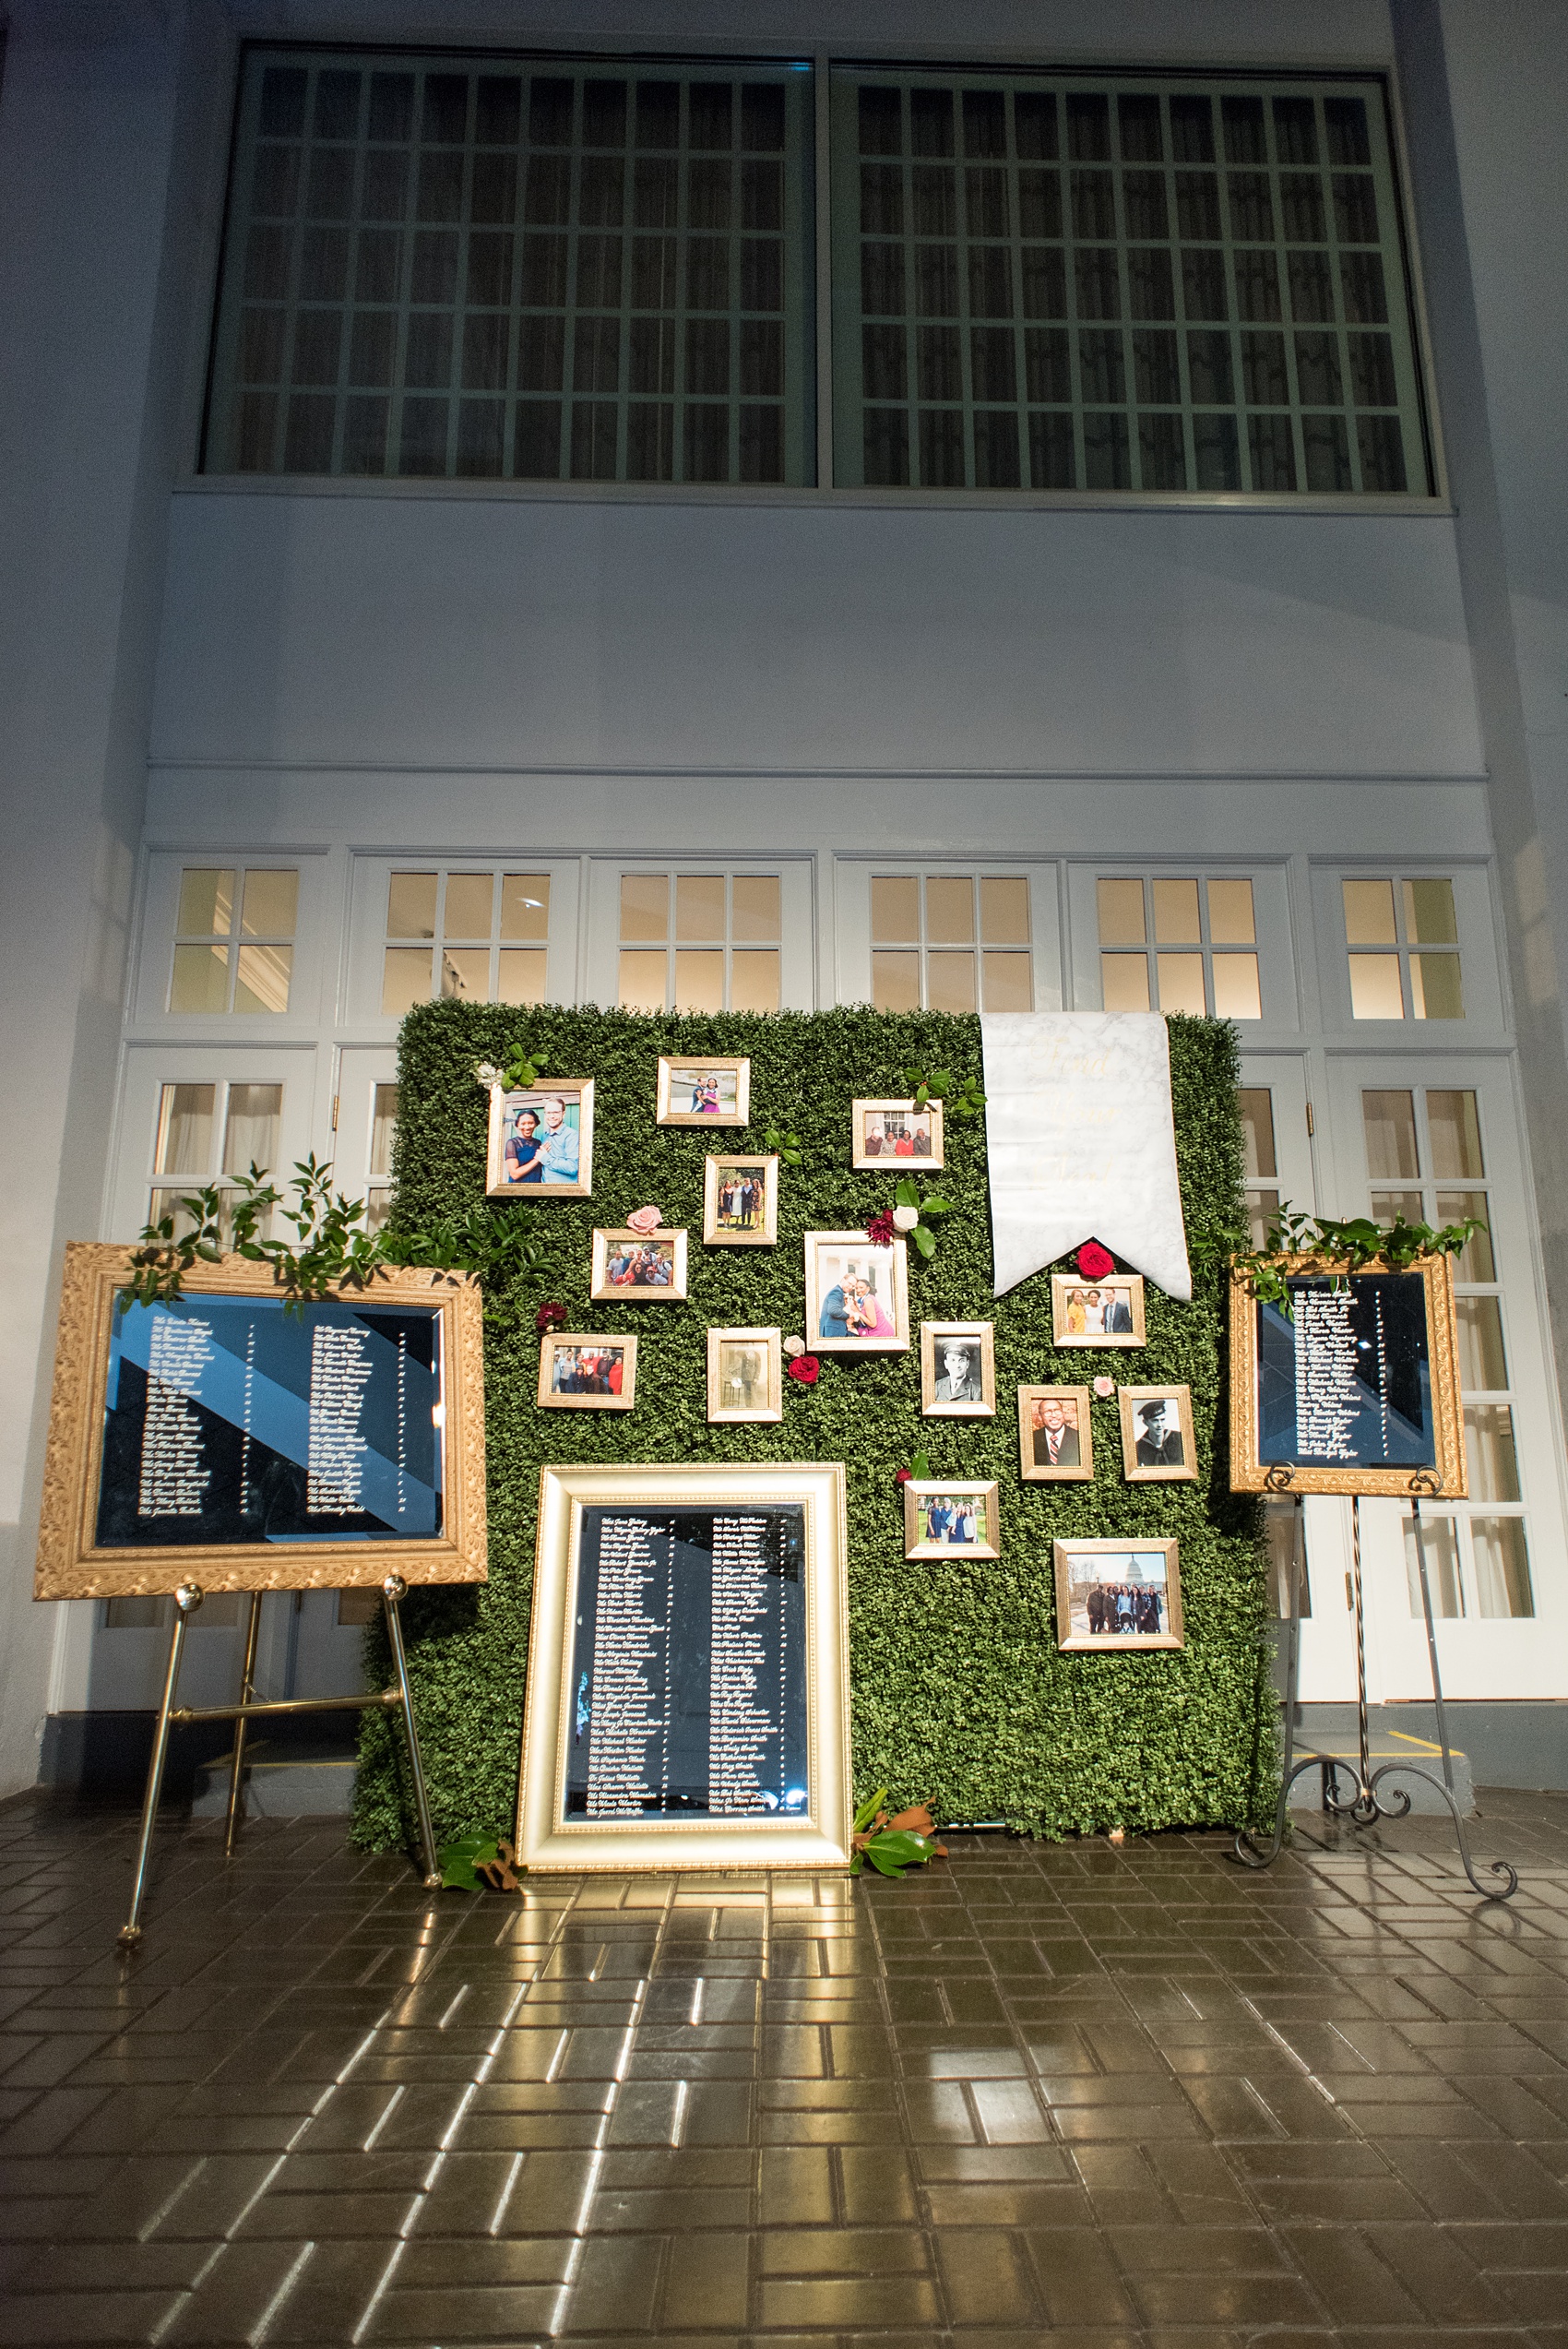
1117,1385,1197,1482
920,1322,995,1417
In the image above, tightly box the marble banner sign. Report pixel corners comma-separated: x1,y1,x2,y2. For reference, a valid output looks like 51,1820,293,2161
980,1011,1193,1301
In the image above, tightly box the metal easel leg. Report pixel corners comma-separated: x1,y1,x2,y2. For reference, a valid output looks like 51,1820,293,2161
382,1575,443,1888
1233,1496,1310,1868
118,1583,203,1950
224,1592,264,1859
1348,1495,1379,1825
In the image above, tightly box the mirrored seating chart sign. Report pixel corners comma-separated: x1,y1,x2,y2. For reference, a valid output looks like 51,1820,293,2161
1229,1255,1466,1496
521,1464,851,1872
36,1247,489,1595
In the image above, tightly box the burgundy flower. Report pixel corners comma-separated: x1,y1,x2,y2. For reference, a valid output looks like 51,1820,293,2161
894,1466,912,1486
536,1301,567,1333
1077,1241,1115,1280
786,1353,820,1386
865,1210,896,1246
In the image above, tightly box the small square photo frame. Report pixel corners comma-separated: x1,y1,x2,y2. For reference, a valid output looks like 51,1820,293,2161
487,1080,594,1198
904,1480,1001,1562
703,1155,778,1247
804,1233,910,1353
1018,1384,1094,1482
656,1055,751,1127
852,1098,944,1170
589,1227,689,1302
707,1328,783,1424
1051,1271,1146,1347
538,1334,637,1409
921,1322,995,1417
1118,1384,1196,1482
1055,1538,1183,1650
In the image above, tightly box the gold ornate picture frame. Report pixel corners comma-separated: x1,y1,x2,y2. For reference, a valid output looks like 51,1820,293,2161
655,1055,751,1127
518,1461,851,1873
1050,1272,1146,1347
1054,1537,1183,1651
537,1333,637,1410
706,1329,783,1424
1228,1253,1467,1496
589,1227,689,1302
35,1246,488,1599
486,1079,595,1198
1118,1384,1197,1483
903,1479,1001,1561
702,1154,778,1246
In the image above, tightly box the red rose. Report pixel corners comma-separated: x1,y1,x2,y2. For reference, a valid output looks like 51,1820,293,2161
786,1353,820,1386
894,1466,912,1486
536,1302,566,1333
1076,1242,1115,1280
865,1210,896,1246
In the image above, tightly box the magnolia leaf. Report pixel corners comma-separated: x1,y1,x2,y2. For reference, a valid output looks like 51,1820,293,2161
438,1834,499,1890
921,1195,952,1216
894,1175,919,1207
852,1786,889,1834
864,1829,936,1877
911,1223,936,1258
911,1449,931,1479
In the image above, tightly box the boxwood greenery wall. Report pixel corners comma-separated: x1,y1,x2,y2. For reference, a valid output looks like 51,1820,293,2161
353,1003,1274,1852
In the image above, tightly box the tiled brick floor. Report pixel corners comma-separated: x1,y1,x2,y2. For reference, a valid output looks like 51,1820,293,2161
1,1787,1567,2345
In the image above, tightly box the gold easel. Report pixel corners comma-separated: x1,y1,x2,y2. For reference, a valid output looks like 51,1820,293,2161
117,1571,442,1949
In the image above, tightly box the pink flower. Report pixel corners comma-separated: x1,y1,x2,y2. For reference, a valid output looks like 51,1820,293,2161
626,1205,661,1234
786,1353,820,1386
1093,1375,1115,1399
1077,1241,1115,1280
536,1302,566,1333
865,1210,895,1246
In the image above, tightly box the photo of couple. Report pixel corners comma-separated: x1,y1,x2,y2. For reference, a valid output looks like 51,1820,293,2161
706,1328,783,1424
656,1055,750,1126
920,1322,995,1417
852,1097,944,1170
1117,1385,1196,1483
486,1081,594,1199
1051,1272,1146,1347
904,1479,1001,1560
806,1235,909,1353
1055,1539,1183,1650
1018,1385,1094,1481
702,1153,778,1249
538,1335,636,1410
590,1227,688,1303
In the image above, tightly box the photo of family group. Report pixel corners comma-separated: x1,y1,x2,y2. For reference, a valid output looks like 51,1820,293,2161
589,1227,689,1302
656,1055,750,1126
1117,1385,1196,1482
904,1479,1001,1560
805,1234,910,1353
1018,1385,1094,1481
920,1322,995,1417
486,1081,594,1198
703,1154,778,1247
851,1098,944,1170
706,1328,783,1424
1054,1538,1183,1650
538,1334,637,1411
1051,1271,1146,1347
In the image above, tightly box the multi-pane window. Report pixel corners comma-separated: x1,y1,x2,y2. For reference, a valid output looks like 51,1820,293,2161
870,874,1033,1012
365,1084,398,1232
206,49,813,483
169,867,298,1015
1361,1086,1532,1619
147,1080,283,1240
381,869,552,1015
1097,875,1261,1018
1237,1088,1280,1249
831,69,1428,493
617,872,781,1011
1343,876,1463,1019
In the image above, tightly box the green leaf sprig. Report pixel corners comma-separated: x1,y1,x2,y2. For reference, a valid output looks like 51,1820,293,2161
849,1787,946,1878
765,1125,804,1166
899,1065,986,1122
894,1174,952,1260
1230,1201,1484,1316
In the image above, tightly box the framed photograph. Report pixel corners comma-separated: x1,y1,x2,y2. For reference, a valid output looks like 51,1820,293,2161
1119,1385,1197,1482
1018,1384,1094,1482
656,1055,751,1127
707,1328,783,1424
1054,1538,1183,1651
904,1480,1001,1561
1228,1255,1467,1496
590,1227,689,1302
804,1233,910,1353
518,1461,851,1872
537,1334,637,1410
1051,1271,1146,1347
703,1154,778,1247
920,1322,996,1417
851,1097,944,1170
33,1246,488,1599
486,1079,594,1198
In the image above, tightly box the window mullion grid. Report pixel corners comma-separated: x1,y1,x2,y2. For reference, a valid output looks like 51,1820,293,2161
502,113,525,480
327,106,364,476
1317,91,1360,495
956,112,977,491
445,87,477,480
900,93,917,485
672,86,691,484
1111,118,1136,491
1269,102,1313,498
1160,101,1196,494
1004,90,1030,488
387,73,422,481
727,123,742,485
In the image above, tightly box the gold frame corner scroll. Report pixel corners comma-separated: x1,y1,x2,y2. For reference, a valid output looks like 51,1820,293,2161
36,1244,488,1598
518,1461,851,1874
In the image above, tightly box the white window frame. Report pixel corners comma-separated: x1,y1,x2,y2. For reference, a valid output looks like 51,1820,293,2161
130,850,329,1035
586,855,814,1010
344,853,583,1030
1066,859,1296,1028
1311,858,1503,1035
834,858,1062,1011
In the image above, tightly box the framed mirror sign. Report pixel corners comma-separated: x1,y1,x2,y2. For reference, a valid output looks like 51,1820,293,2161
1229,1254,1467,1496
518,1462,851,1872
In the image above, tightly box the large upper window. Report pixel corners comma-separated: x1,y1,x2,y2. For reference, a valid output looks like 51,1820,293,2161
206,50,814,484
205,49,1431,499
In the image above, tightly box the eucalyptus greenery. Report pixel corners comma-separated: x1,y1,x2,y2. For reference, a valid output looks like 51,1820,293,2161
1229,1202,1483,1314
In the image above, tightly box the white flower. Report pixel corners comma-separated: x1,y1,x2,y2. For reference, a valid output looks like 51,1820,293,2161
783,1336,805,1358
891,1203,921,1233
474,1061,504,1090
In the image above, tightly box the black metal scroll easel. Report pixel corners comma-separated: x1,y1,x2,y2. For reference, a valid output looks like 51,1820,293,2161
1232,1484,1517,1902
117,1572,443,1949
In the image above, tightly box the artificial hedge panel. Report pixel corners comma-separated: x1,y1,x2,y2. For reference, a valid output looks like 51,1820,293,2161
352,1003,1275,1851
